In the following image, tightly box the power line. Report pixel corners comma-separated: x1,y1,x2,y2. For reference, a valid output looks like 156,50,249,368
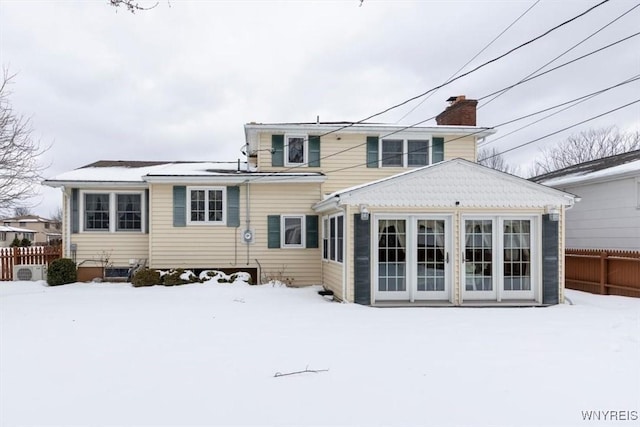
395,0,541,123
482,99,640,161
479,75,640,147
314,0,610,139
479,1,640,109
301,80,640,177
476,31,640,101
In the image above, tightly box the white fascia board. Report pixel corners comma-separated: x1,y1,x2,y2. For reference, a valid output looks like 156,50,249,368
542,169,640,189
143,175,326,184
244,123,496,154
42,180,147,189
312,196,341,212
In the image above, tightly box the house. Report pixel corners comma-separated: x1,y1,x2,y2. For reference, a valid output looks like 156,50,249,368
532,149,640,251
0,215,61,246
0,225,37,248
43,96,576,305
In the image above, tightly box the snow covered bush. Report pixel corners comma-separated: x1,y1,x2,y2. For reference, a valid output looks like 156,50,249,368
131,269,160,287
47,258,77,286
162,269,198,286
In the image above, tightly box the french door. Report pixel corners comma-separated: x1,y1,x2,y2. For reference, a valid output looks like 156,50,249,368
462,216,536,301
375,216,451,302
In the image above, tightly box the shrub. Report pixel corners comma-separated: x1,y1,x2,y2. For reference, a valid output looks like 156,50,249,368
132,268,160,287
47,258,77,286
20,238,32,247
162,269,190,286
9,237,21,247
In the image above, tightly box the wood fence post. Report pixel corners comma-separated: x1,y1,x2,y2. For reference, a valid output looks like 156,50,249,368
599,251,608,295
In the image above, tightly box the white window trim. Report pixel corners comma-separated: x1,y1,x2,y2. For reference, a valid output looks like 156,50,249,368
186,186,227,226
79,190,146,233
284,134,308,167
322,213,344,264
281,214,305,248
379,135,432,168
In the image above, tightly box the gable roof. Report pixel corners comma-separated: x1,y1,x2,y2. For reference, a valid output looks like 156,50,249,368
313,159,575,212
531,150,640,187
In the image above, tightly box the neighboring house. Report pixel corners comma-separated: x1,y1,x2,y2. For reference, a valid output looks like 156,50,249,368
0,215,62,246
0,225,37,248
43,96,576,306
532,149,640,251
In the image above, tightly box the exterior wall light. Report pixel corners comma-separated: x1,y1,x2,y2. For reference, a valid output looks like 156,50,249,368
545,206,560,222
360,205,370,221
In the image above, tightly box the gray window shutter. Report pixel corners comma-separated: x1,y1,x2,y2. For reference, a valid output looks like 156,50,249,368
145,189,150,234
305,215,319,248
173,186,186,227
354,214,371,305
267,215,281,248
227,186,240,227
432,137,444,163
308,136,321,167
272,135,284,167
71,188,79,234
366,136,379,168
542,214,559,305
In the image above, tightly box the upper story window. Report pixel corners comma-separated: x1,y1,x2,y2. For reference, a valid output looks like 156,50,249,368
81,191,144,232
271,134,321,168
19,222,26,227
285,135,307,166
44,222,50,229
188,187,226,225
368,136,444,168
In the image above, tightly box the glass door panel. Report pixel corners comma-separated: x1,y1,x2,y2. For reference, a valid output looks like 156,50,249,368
503,219,534,299
463,219,497,300
376,219,408,300
415,219,448,299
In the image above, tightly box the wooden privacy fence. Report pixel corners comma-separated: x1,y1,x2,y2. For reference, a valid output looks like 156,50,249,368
565,249,640,297
0,246,62,281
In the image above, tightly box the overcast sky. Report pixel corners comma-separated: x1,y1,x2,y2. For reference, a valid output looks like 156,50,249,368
1,0,639,217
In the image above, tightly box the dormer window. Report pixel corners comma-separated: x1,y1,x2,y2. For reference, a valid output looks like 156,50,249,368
285,135,307,166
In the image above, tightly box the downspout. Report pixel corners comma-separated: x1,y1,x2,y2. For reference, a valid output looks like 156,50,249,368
62,186,71,260
338,204,348,303
245,180,251,265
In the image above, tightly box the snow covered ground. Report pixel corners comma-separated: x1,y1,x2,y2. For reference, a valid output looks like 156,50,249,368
1,280,638,427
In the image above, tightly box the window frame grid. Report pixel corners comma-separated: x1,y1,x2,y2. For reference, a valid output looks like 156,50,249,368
186,186,227,226
379,136,433,168
284,134,308,167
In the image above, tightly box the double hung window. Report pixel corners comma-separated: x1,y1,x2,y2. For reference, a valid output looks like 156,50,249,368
188,187,225,225
380,138,432,167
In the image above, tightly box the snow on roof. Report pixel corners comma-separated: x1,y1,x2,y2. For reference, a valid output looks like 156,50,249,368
533,150,640,187
44,160,324,185
0,225,35,233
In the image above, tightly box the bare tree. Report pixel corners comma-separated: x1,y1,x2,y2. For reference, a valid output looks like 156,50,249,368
0,70,46,217
109,0,159,13
533,126,640,175
50,206,63,231
478,147,519,175
13,207,31,217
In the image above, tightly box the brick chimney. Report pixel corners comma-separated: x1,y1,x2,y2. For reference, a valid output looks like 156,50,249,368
435,95,478,126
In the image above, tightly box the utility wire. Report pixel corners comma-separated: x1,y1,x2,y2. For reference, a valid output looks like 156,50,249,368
479,1,640,109
395,0,540,124
481,99,640,160
262,31,640,180
479,75,640,147
313,0,610,139
251,77,638,180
